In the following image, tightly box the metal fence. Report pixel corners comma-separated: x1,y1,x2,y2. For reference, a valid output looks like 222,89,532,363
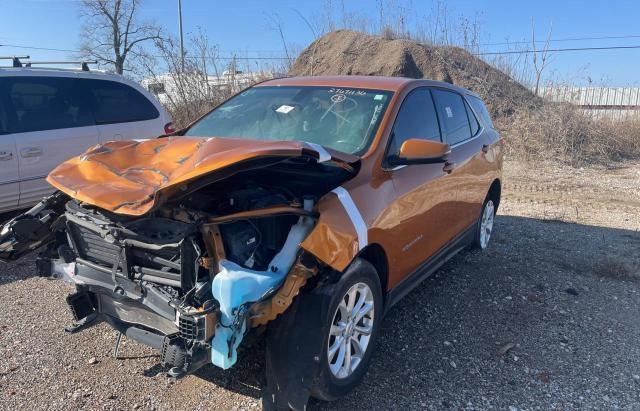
537,86,640,120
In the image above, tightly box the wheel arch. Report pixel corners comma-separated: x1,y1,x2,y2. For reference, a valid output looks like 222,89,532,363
488,178,501,212
356,243,389,298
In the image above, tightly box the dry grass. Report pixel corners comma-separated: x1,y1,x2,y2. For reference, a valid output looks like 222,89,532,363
166,98,220,130
498,103,640,166
143,32,275,130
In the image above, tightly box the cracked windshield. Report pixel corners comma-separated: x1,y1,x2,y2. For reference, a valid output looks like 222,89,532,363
186,86,392,154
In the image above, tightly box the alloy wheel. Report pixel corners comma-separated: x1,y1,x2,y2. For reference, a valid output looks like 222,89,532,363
479,200,495,249
327,282,375,379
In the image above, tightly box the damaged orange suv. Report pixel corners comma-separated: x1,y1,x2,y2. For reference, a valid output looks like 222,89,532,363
0,76,502,409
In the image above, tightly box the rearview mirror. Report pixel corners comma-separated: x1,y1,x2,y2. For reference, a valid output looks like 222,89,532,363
388,139,450,166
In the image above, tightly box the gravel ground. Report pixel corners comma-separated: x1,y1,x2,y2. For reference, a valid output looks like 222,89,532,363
1,160,639,410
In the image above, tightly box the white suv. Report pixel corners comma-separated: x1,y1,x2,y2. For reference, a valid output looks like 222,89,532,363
0,68,173,212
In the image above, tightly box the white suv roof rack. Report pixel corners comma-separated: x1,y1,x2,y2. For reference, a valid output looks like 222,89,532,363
24,60,98,72
0,56,30,68
0,56,98,72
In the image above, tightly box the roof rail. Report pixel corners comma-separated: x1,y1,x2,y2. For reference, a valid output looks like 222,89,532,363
0,56,30,67
23,60,98,71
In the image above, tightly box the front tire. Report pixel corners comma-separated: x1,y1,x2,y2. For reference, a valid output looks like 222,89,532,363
310,258,383,401
262,258,383,410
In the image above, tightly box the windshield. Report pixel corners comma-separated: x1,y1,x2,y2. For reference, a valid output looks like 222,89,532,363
185,86,393,155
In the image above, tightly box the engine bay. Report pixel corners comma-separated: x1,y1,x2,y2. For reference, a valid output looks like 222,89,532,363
0,172,328,376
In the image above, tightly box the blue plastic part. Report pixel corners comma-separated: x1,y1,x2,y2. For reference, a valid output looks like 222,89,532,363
210,216,314,369
211,314,245,369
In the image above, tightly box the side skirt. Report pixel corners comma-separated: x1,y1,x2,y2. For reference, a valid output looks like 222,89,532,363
384,221,477,313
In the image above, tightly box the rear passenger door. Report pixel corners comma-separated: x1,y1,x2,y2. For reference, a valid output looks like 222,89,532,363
430,88,485,232
81,79,162,142
0,92,19,211
386,88,459,278
3,76,100,207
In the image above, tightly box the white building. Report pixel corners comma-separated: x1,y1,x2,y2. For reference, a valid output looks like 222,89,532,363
142,69,281,106
537,86,640,119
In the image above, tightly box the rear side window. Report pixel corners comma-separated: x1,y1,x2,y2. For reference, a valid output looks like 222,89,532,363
431,89,472,145
82,79,159,124
388,88,441,157
0,76,93,133
465,99,480,136
467,95,494,129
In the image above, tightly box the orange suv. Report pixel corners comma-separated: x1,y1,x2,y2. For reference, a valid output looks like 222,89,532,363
0,76,502,409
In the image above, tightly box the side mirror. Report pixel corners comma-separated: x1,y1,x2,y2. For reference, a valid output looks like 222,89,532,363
388,139,450,166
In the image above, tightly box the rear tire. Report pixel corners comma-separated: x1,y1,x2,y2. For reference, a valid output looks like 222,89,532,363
473,198,495,250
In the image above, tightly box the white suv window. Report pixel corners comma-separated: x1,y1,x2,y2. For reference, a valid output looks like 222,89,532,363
0,96,8,135
81,79,159,124
0,77,93,133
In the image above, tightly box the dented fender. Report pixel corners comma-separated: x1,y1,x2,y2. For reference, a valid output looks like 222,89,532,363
300,187,365,272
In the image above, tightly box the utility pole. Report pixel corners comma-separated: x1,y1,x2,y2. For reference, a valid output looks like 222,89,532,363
178,0,185,72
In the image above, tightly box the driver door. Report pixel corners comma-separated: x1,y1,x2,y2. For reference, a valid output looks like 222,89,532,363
385,87,459,282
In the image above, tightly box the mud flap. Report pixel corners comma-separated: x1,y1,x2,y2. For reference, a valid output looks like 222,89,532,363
0,192,68,262
262,283,332,411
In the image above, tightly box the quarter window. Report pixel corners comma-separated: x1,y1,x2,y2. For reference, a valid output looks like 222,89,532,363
388,88,441,157
82,79,159,124
431,89,472,145
465,99,480,136
0,77,93,133
467,95,494,129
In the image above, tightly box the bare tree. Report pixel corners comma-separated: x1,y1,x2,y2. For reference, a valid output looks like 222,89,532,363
142,31,278,128
531,19,553,96
266,13,294,71
79,0,162,74
292,8,321,75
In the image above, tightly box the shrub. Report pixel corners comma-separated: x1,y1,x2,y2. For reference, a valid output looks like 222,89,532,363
498,103,640,166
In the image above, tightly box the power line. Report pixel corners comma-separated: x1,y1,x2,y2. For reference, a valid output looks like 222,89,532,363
175,55,290,60
0,43,78,53
474,44,640,56
0,42,290,60
479,34,640,47
5,41,640,60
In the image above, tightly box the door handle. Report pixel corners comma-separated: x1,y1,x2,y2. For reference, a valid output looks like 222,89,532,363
0,151,13,161
443,161,456,174
482,144,489,154
20,147,43,158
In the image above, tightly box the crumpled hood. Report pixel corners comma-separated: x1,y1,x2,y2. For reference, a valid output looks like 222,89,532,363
46,137,359,216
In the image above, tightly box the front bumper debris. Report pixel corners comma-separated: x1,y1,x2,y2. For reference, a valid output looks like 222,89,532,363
0,190,322,381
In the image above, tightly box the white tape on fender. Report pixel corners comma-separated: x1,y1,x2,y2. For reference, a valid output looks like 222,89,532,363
305,142,331,163
331,186,368,251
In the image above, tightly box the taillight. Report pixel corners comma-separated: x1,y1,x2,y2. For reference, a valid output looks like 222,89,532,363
164,122,176,134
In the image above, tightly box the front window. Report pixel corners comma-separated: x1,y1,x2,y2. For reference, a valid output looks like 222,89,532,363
185,86,393,155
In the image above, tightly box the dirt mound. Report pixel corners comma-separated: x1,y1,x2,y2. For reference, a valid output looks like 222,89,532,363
289,30,539,118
